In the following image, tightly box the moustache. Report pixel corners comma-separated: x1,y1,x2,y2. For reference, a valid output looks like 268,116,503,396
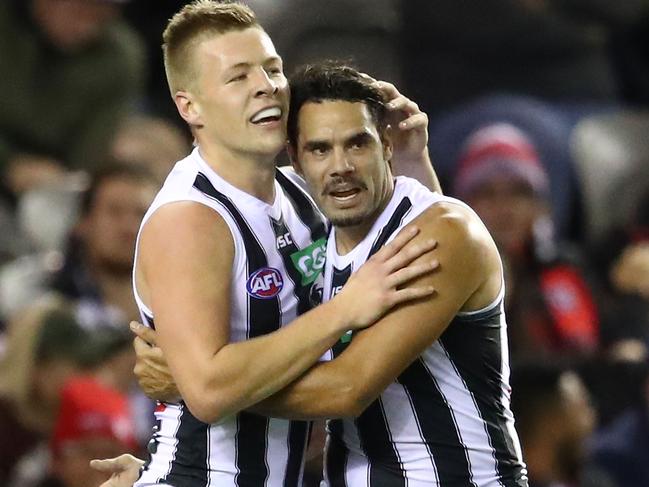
322,177,367,196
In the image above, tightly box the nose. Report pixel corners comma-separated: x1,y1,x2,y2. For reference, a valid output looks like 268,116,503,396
329,147,355,177
254,68,279,97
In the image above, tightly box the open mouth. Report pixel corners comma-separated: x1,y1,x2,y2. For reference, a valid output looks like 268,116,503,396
250,106,282,125
330,188,361,201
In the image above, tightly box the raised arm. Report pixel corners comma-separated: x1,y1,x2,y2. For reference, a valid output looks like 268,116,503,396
374,80,442,194
252,203,502,419
137,202,436,423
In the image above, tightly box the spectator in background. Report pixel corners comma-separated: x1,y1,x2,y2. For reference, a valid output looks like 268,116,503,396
452,123,600,363
0,301,87,485
110,115,191,185
510,362,599,487
48,164,158,329
0,0,144,199
35,376,137,487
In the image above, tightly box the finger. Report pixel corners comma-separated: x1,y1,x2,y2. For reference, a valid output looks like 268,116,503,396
386,260,439,288
398,113,428,130
133,335,152,356
385,238,438,272
89,458,123,473
371,226,420,261
387,96,420,115
375,80,400,99
359,72,378,84
130,321,157,345
391,285,436,305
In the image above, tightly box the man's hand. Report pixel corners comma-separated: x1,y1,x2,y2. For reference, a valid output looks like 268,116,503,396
90,454,144,487
335,225,438,329
364,77,441,193
131,322,180,402
376,80,429,165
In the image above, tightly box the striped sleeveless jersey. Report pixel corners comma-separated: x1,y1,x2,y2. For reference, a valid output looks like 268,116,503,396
132,149,327,487
321,176,528,487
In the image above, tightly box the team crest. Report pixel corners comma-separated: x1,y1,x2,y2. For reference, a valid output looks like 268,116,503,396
246,267,284,299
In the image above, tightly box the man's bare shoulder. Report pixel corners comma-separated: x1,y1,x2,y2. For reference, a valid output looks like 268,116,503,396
409,201,502,311
413,201,494,251
143,200,232,241
138,201,235,271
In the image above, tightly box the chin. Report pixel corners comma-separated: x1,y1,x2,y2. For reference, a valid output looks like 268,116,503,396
328,211,368,228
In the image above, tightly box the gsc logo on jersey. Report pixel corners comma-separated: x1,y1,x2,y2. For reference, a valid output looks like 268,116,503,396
246,267,284,299
290,237,326,286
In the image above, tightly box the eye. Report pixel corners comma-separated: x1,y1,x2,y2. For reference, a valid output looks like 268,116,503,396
267,67,283,76
228,73,247,83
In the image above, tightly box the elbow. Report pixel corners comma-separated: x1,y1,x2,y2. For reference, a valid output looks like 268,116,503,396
329,382,374,418
181,383,232,424
183,392,224,424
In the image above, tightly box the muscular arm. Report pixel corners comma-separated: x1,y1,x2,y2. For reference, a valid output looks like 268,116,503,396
251,204,502,419
137,202,435,423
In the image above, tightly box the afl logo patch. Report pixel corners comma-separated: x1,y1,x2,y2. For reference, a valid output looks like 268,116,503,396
246,267,284,299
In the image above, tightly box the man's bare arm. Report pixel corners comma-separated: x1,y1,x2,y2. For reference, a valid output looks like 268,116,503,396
137,202,436,423
251,204,502,419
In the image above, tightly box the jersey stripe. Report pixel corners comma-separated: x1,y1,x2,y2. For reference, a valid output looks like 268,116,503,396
271,216,312,316
351,195,412,485
194,173,279,486
163,405,210,486
284,420,309,487
398,359,477,486
325,421,348,487
367,197,412,256
441,310,525,486
275,170,327,240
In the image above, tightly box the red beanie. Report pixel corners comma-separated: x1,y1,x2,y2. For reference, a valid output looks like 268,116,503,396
453,123,550,198
51,376,136,457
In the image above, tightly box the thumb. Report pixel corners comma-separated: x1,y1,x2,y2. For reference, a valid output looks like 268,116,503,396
130,321,158,346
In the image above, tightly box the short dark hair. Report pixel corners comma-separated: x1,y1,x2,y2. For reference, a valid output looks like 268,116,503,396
287,62,387,148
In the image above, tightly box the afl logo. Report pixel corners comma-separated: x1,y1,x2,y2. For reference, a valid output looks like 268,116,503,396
246,267,284,299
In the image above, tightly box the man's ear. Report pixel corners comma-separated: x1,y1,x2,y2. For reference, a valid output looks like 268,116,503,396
174,91,202,127
287,143,303,176
381,129,393,165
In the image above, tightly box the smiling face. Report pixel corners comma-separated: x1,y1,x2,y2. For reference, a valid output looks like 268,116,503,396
293,100,394,230
179,27,289,160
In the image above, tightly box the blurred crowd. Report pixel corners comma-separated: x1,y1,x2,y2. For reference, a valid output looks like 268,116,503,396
0,0,648,486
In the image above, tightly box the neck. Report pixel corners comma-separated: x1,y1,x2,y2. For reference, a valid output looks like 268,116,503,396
335,177,395,255
197,138,278,204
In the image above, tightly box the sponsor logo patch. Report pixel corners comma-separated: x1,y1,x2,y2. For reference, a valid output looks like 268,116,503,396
246,267,284,299
290,237,326,285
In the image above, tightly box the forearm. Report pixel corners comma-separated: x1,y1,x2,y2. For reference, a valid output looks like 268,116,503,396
391,149,442,193
187,299,352,422
249,359,359,420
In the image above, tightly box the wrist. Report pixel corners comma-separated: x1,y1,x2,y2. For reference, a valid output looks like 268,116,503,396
320,298,353,335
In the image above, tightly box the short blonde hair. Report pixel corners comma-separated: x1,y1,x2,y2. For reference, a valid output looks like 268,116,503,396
162,0,259,94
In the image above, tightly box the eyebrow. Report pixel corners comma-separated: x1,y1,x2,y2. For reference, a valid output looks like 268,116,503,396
346,131,374,146
302,140,331,152
224,56,282,73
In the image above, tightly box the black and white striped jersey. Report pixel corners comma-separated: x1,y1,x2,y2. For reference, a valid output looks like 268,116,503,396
132,148,327,487
321,176,528,487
